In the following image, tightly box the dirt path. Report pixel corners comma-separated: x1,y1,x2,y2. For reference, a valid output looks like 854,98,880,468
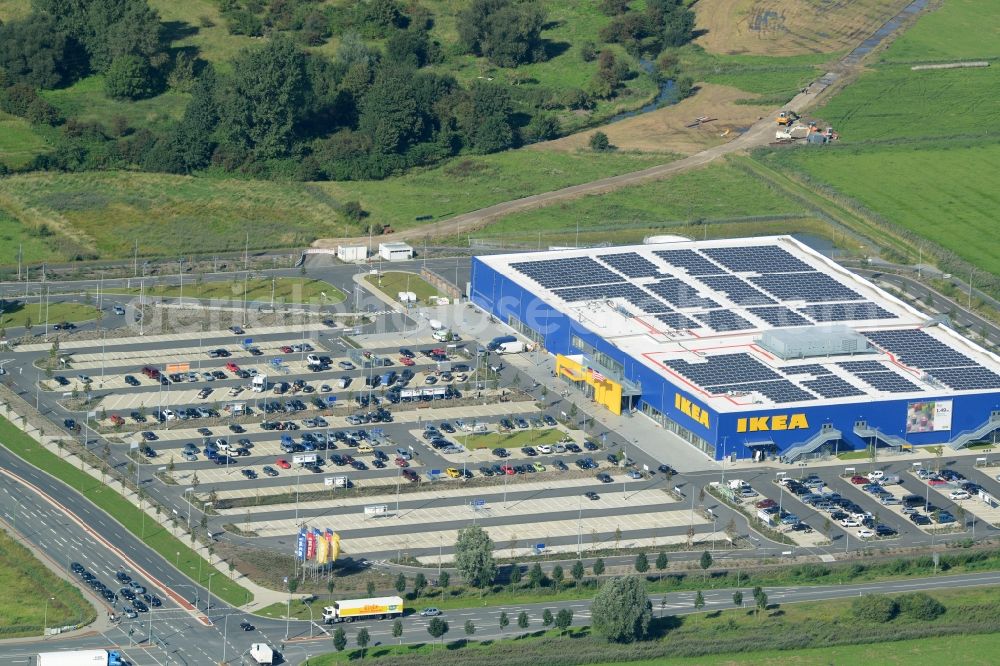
311,0,928,250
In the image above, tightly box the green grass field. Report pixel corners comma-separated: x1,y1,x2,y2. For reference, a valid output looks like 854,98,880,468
477,162,808,239
881,0,1000,62
0,112,50,169
680,48,834,103
0,416,252,606
107,277,345,304
810,64,1000,141
766,141,1000,276
456,428,565,451
0,529,95,637
365,272,442,303
40,76,191,130
0,301,101,329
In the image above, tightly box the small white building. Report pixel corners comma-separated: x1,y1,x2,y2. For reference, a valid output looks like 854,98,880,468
379,242,414,262
336,245,368,263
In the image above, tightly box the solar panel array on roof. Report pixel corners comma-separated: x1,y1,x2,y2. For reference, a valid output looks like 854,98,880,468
664,353,781,386
802,375,866,398
863,330,978,369
837,360,886,373
653,313,700,329
652,249,726,276
694,310,755,332
747,306,813,328
854,371,921,393
646,279,719,309
750,272,865,303
510,257,621,288
710,380,816,403
597,252,661,278
926,367,1000,390
799,302,897,322
702,246,813,273
696,275,776,306
783,364,832,375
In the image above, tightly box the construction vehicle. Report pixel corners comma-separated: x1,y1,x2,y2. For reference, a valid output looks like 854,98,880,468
776,110,799,126
776,125,810,141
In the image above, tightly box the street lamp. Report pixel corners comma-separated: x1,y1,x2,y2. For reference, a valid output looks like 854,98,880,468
42,596,54,637
207,573,216,617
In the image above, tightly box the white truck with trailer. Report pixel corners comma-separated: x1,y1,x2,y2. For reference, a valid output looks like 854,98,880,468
33,649,125,666
323,596,404,623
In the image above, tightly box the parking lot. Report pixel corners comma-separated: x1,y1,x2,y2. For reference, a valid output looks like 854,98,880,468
39,321,708,562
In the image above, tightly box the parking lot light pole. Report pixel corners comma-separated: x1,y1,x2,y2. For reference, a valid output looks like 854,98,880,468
43,595,54,637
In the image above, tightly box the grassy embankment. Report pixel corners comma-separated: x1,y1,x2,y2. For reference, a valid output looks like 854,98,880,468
106,277,345,304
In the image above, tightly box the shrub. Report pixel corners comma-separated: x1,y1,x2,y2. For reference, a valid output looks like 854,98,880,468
897,592,946,621
851,594,898,623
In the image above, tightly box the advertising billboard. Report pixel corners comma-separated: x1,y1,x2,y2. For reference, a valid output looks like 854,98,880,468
906,400,952,433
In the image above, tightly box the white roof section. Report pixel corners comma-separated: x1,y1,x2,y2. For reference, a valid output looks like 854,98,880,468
479,236,1000,412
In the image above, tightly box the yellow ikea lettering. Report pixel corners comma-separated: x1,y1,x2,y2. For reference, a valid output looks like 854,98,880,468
674,393,710,428
737,413,810,433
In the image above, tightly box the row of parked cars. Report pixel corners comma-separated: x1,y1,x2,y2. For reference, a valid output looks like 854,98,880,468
781,476,898,538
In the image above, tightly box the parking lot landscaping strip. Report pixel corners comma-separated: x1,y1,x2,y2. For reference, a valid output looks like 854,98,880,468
0,528,96,637
0,415,253,606
0,302,101,329
364,272,442,304
104,277,345,304
258,547,1000,619
456,428,567,451
303,584,1000,665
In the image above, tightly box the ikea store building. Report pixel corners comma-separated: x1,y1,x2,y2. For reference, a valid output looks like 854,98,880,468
470,236,1000,462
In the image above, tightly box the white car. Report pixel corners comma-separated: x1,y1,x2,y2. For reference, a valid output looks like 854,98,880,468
536,445,552,454
949,490,971,500
857,529,875,539
868,470,885,481
162,408,177,421
840,519,861,528
307,354,321,365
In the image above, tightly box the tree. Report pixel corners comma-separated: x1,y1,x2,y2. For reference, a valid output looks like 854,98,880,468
0,14,79,89
438,571,450,589
591,576,652,643
589,131,610,152
104,55,156,100
699,551,713,580
217,37,308,160
394,573,407,594
755,591,768,618
517,610,529,630
413,572,427,596
287,578,299,595
897,592,945,620
593,558,605,576
332,627,346,652
356,627,370,659
498,611,509,633
392,618,403,644
454,526,497,588
555,608,573,635
509,563,522,588
655,552,668,580
327,578,336,601
366,581,376,597
427,617,448,645
634,552,649,574
733,590,743,607
694,590,705,610
528,562,545,588
542,608,553,627
571,560,585,584
551,564,564,587
464,619,475,636
456,0,547,68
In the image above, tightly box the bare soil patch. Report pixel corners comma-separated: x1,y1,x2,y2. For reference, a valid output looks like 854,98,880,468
695,0,912,56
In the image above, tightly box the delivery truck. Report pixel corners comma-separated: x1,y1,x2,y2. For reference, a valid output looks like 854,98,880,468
495,341,525,354
33,649,125,666
323,596,404,623
249,643,274,665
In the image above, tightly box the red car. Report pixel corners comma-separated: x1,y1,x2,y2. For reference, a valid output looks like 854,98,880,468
501,465,515,475
394,457,409,468
755,499,777,509
430,348,446,357
850,475,868,485
276,458,291,469
280,346,293,353
400,357,415,366
928,477,948,486
402,469,418,482
225,362,240,373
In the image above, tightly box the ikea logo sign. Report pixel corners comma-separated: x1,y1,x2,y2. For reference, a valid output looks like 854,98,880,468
675,394,710,428
737,414,809,433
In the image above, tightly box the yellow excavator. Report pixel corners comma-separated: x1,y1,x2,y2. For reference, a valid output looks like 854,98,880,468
776,110,800,126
